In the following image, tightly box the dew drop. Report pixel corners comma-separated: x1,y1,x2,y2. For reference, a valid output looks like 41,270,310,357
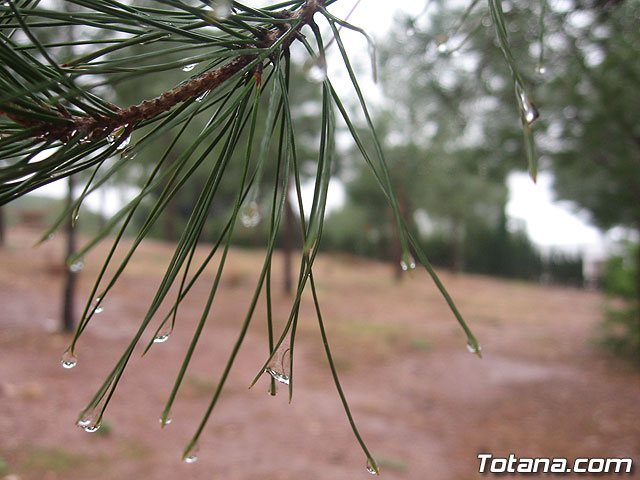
60,350,77,369
106,126,130,151
400,253,416,272
153,332,171,343
83,422,102,433
182,63,196,72
184,443,200,463
264,344,290,385
69,260,84,273
516,84,539,126
435,33,450,54
153,322,173,343
77,406,103,433
466,342,482,355
407,28,415,37
303,55,327,83
120,146,137,160
212,0,232,20
195,90,210,102
77,395,107,433
536,63,547,75
240,201,261,228
366,459,379,475
94,305,104,314
159,412,172,427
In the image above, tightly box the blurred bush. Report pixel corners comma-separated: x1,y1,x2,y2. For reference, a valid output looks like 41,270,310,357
599,242,640,362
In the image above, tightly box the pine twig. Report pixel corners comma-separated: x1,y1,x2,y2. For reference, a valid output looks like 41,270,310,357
1,0,325,144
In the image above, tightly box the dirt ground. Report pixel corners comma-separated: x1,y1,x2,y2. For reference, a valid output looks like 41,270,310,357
0,227,638,480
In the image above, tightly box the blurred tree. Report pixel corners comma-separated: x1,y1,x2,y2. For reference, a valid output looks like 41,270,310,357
340,0,519,276
529,1,640,352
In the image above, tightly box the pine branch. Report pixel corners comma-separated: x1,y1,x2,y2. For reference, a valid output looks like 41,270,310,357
1,0,324,144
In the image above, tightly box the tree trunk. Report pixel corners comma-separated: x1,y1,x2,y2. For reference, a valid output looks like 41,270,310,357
282,181,294,295
61,176,77,333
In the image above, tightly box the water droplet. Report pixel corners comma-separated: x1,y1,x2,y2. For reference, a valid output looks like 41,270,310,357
183,443,199,463
83,423,102,433
106,126,130,151
94,305,104,314
69,260,84,273
212,0,232,20
435,33,450,54
195,90,210,102
153,322,173,343
240,201,261,228
400,253,416,272
536,63,546,75
366,459,379,475
77,402,104,433
467,342,482,355
264,343,290,385
516,84,539,126
182,63,196,72
60,349,77,369
303,55,327,83
122,149,136,160
159,412,172,427
407,28,415,37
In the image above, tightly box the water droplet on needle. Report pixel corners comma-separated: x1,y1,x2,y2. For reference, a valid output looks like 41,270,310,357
435,33,450,54
77,401,105,433
265,343,291,385
184,443,200,463
212,0,232,20
240,201,261,228
60,349,77,369
303,55,327,83
467,342,482,356
400,253,416,272
195,90,210,102
153,322,172,343
69,260,84,273
516,84,539,126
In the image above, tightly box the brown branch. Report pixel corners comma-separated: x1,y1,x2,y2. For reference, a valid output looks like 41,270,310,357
5,0,324,144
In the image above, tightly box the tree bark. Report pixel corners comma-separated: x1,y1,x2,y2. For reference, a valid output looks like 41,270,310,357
61,176,77,333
